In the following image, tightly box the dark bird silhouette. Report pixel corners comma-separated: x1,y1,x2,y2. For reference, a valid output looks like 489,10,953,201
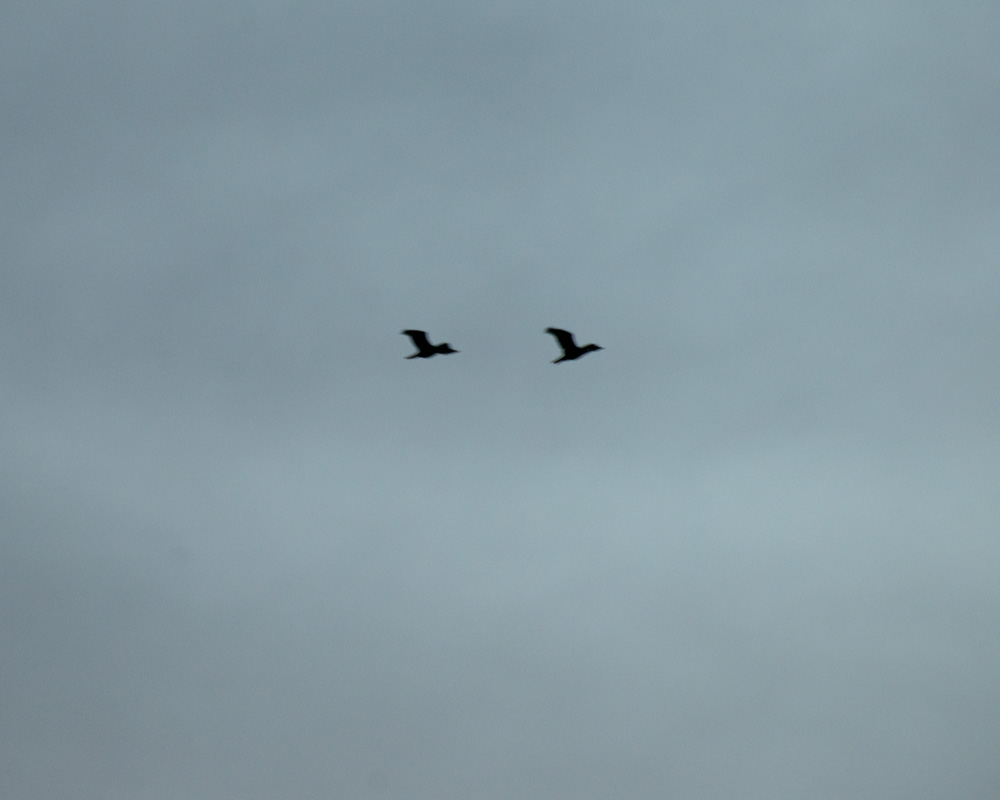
401,330,459,359
545,328,603,363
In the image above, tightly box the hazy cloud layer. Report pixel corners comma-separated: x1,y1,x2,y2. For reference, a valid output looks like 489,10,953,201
2,2,999,798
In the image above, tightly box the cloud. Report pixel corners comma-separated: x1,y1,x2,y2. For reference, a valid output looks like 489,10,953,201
2,2,998,797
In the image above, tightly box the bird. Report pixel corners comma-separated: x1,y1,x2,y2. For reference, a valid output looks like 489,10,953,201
545,328,603,363
401,330,459,359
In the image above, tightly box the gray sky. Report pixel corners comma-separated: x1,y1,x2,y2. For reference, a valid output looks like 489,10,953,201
2,2,999,798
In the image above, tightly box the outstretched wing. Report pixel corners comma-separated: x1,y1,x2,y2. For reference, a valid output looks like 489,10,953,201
402,329,432,350
545,327,577,353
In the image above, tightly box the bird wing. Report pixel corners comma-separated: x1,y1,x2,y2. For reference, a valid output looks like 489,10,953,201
545,328,577,352
402,330,432,350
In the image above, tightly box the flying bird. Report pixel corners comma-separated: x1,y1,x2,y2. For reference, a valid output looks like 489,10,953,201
545,328,603,363
401,330,459,359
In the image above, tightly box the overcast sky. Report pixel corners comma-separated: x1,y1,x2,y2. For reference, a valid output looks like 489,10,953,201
2,2,999,798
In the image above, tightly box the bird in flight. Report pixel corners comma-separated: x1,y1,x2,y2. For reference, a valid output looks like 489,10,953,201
401,330,459,359
545,328,603,363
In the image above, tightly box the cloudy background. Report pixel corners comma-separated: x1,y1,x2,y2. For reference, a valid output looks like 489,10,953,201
2,2,999,797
